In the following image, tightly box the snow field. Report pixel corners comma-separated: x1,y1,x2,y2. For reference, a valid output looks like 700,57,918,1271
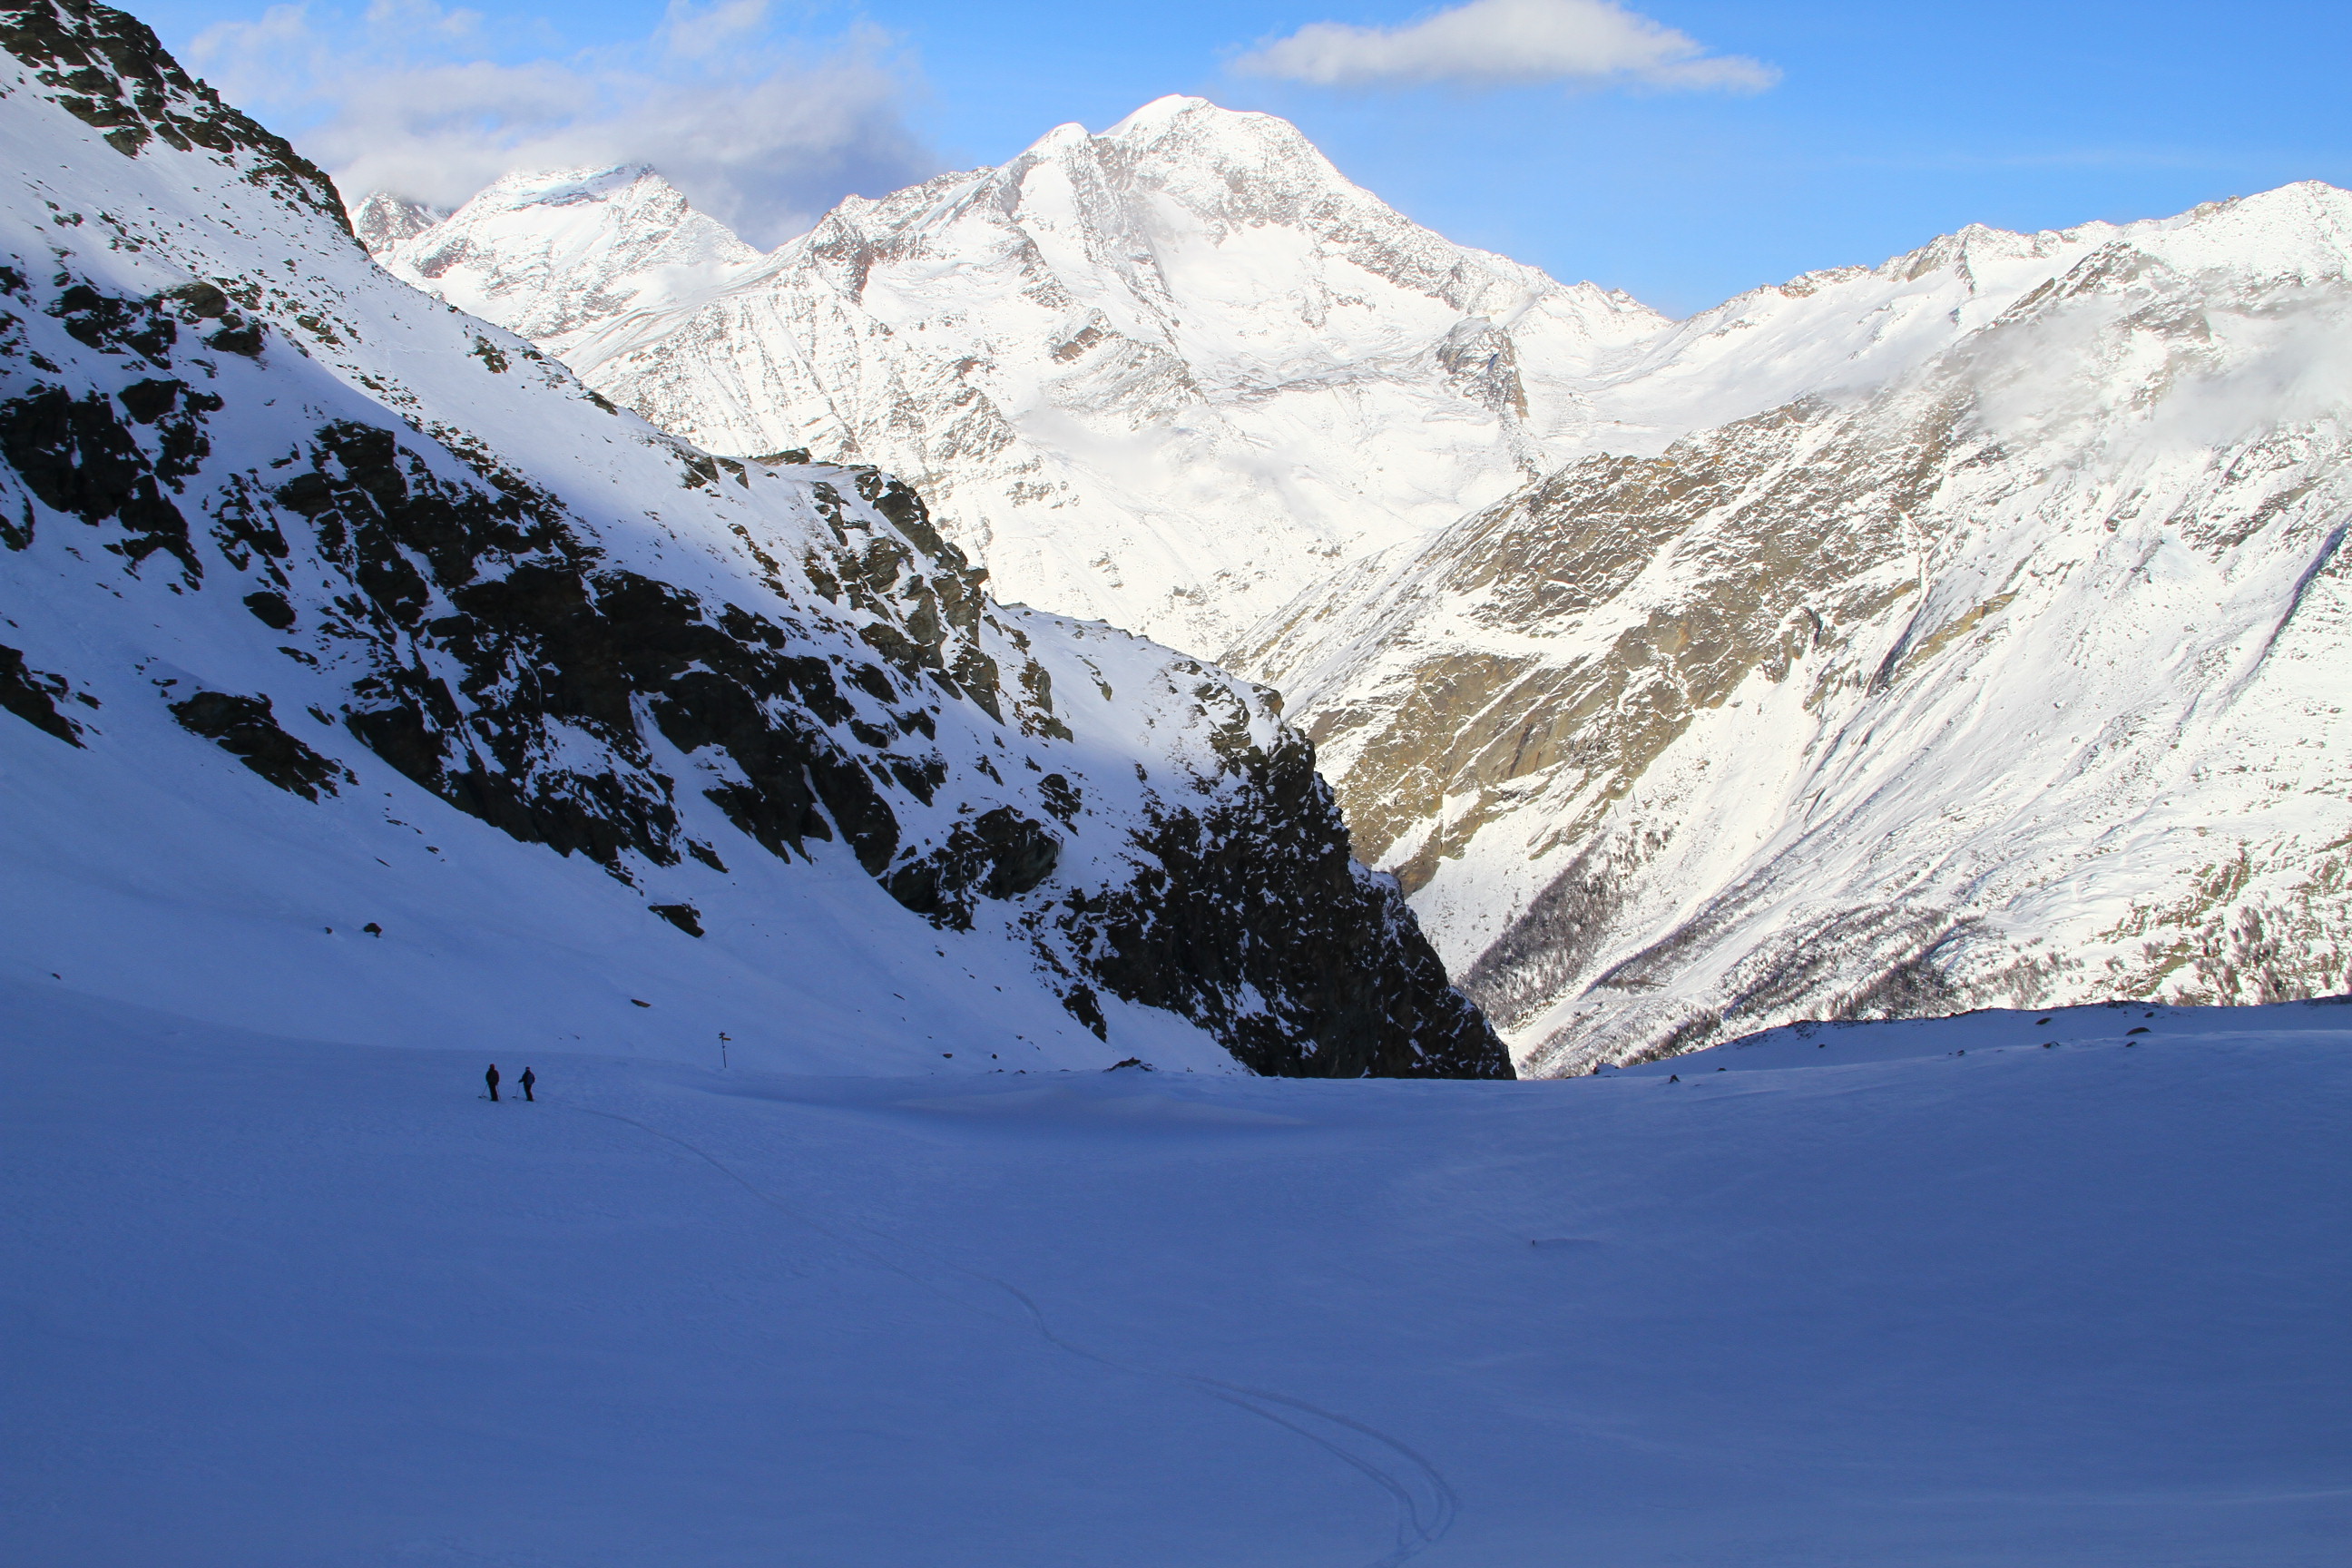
5,982,2347,1565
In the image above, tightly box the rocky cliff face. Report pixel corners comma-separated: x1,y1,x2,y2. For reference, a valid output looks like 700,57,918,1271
1241,184,2352,1071
367,98,1666,658
0,0,1506,1079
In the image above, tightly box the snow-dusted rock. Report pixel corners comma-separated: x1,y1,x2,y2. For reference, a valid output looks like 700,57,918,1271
348,189,442,256
0,0,1505,1079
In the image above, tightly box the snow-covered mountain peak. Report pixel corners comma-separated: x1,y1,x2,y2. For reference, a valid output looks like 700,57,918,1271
348,189,446,256
1100,92,1211,139
374,162,763,352
408,99,1679,652
2126,180,2352,284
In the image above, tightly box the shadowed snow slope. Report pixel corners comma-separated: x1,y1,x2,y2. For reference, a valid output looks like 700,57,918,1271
0,0,1504,1079
5,978,2347,1564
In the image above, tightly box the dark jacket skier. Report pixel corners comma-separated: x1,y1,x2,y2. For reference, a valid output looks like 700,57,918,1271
520,1067,535,1102
485,1063,500,1102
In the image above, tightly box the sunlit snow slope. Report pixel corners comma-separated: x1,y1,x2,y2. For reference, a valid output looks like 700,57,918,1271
5,979,2346,1564
0,0,1504,1079
370,98,1667,656
1243,183,2352,1072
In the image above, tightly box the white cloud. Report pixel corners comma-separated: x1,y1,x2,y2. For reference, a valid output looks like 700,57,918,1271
1232,0,1779,92
187,0,938,247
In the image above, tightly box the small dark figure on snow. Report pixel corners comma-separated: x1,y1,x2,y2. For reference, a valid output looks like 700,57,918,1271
520,1067,535,1102
485,1063,500,1102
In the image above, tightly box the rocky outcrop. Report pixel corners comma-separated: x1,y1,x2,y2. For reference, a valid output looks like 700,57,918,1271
1065,721,1504,1077
169,689,349,799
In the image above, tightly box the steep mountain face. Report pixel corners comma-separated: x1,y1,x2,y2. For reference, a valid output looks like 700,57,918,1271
1240,183,2352,1072
369,97,1667,657
0,0,1507,1080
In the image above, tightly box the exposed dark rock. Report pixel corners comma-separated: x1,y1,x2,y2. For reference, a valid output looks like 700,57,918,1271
240,588,294,629
1036,771,1080,825
648,902,703,936
0,642,82,743
1062,983,1106,1039
0,383,198,573
1070,725,1508,1079
170,689,348,799
202,319,263,358
884,805,1059,929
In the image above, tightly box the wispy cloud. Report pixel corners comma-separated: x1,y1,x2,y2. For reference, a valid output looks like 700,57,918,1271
1232,0,1777,93
188,0,938,247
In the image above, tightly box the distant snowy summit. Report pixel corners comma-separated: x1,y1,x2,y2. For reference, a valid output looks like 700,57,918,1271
370,165,763,350
360,97,1667,657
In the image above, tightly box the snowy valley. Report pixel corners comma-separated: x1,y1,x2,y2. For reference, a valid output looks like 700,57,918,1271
368,107,2352,1073
9,975,2348,1564
3,4,2347,1562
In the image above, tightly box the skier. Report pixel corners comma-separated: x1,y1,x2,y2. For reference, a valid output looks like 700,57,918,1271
520,1067,535,1102
485,1063,500,1102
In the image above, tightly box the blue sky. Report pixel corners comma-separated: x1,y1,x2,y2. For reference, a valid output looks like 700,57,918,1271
134,0,2352,316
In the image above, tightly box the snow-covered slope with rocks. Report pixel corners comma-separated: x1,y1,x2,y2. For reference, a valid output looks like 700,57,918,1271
1240,181,2352,1073
0,0,1506,1080
368,97,1667,657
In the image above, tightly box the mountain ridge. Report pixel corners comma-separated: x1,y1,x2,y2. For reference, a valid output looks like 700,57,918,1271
351,98,2352,1073
366,94,1669,657
1240,178,2352,1069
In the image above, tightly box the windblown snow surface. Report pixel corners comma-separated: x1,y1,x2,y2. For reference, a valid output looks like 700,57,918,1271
5,980,2347,1565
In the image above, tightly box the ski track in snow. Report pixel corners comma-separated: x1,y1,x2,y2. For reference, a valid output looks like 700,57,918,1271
566,1102,1458,1565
